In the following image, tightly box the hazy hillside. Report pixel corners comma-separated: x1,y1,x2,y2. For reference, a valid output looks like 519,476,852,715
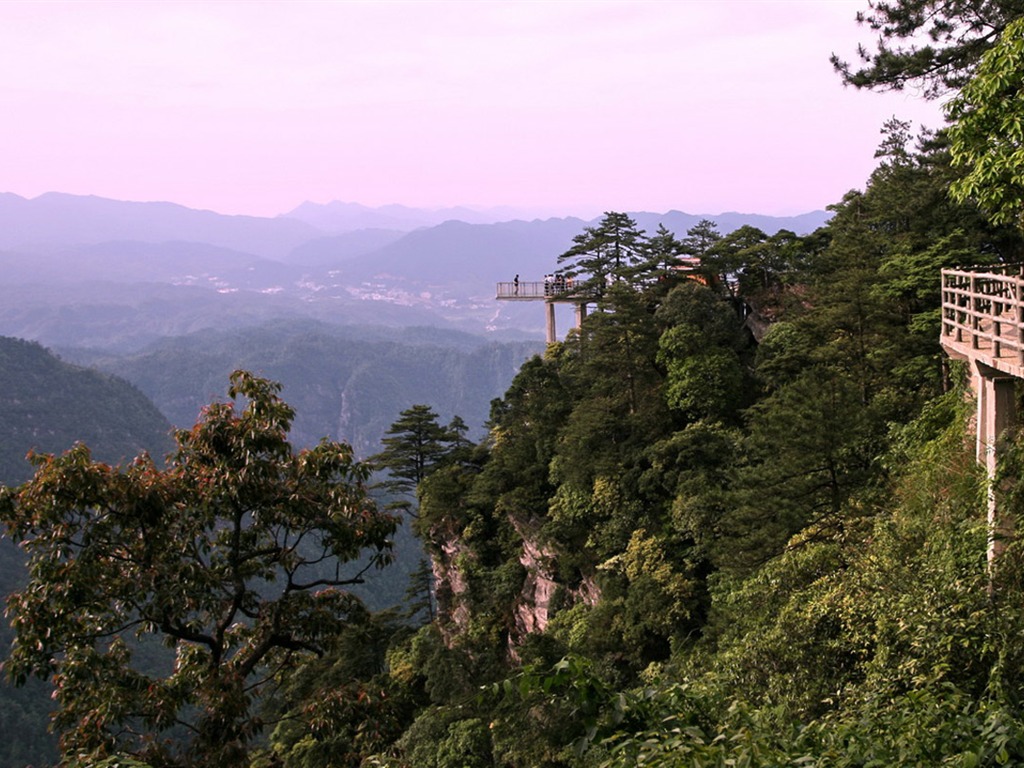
286,228,408,266
332,217,589,285
0,192,320,259
0,336,174,485
67,321,544,456
281,200,555,232
0,279,465,353
282,201,831,237
0,194,833,349
0,240,294,287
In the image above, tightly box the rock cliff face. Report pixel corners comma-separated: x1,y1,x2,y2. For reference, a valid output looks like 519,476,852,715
512,530,559,639
430,536,473,643
429,512,601,651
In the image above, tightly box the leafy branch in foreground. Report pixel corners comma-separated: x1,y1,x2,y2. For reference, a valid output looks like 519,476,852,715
0,370,397,768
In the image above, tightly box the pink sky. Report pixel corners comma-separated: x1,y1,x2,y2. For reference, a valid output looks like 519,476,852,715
2,1,944,218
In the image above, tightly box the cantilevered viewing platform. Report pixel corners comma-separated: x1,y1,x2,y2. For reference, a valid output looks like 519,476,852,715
496,278,594,343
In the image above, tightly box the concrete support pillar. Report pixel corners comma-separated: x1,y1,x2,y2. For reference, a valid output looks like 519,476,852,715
545,301,556,344
976,364,1017,565
575,302,587,330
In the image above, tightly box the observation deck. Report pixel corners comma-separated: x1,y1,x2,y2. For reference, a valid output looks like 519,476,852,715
495,278,595,343
940,265,1024,565
495,278,595,300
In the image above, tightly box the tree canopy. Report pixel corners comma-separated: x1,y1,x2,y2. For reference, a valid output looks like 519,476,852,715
368,404,467,515
0,371,397,768
831,0,1024,98
947,16,1024,226
555,212,648,295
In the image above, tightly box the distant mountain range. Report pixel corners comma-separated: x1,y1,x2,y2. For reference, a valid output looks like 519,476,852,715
0,192,831,348
0,192,318,259
281,200,553,232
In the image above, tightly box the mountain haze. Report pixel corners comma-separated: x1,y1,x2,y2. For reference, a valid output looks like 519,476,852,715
0,192,831,348
0,336,173,485
0,192,319,259
66,321,542,457
281,200,564,231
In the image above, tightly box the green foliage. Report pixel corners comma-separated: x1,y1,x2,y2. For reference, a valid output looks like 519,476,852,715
645,224,686,281
659,333,743,420
654,281,748,422
485,654,625,763
811,123,1020,408
830,0,1024,98
551,282,670,494
369,404,470,514
680,219,722,261
948,16,1024,227
403,557,437,623
599,683,1024,767
69,756,158,768
617,528,701,651
555,212,649,295
596,385,1005,765
390,707,492,768
721,369,877,572
0,336,173,485
0,371,397,768
703,225,768,298
261,614,420,768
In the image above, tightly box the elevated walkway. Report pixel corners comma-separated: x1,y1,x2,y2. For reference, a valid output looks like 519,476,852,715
941,266,1024,377
495,279,586,301
941,265,1024,565
496,279,595,343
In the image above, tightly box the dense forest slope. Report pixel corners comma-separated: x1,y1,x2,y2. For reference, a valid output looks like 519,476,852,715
0,337,176,768
246,125,1024,767
0,336,174,485
64,321,543,456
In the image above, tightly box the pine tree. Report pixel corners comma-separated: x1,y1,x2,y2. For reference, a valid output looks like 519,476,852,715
556,212,648,296
369,404,465,515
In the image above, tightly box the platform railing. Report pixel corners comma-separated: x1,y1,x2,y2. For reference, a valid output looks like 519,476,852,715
942,265,1024,364
495,279,583,300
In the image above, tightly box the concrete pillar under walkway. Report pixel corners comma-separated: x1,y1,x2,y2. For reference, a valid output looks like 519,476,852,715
975,363,1018,565
545,301,556,344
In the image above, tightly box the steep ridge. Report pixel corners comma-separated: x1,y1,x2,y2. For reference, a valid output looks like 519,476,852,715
68,321,544,456
0,336,174,485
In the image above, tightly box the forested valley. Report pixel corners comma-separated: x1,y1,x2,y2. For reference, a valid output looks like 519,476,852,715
10,2,1024,766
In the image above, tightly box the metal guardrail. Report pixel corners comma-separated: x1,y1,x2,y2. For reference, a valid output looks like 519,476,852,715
495,279,583,300
942,265,1024,364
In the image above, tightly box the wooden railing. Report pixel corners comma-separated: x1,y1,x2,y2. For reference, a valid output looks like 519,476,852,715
942,265,1024,364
